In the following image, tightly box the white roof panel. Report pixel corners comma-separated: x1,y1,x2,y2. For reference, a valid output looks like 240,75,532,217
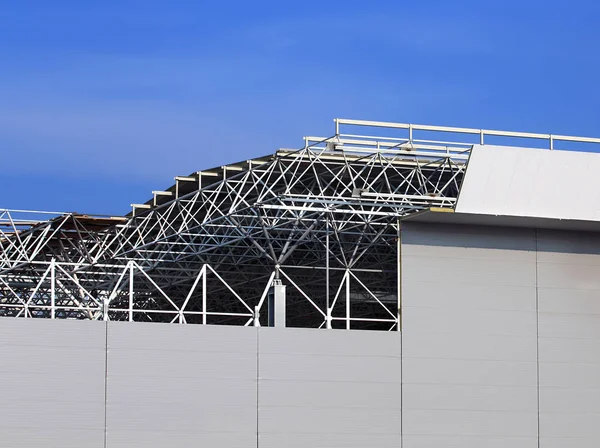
456,145,600,222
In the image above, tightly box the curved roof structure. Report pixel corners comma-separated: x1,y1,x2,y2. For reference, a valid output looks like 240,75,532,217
2,118,599,329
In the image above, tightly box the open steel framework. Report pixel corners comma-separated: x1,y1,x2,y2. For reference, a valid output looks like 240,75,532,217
2,119,599,330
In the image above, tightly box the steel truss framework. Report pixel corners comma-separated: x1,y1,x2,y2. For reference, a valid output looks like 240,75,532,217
2,119,598,330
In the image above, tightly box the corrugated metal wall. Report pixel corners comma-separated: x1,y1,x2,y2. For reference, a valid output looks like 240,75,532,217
1,223,598,447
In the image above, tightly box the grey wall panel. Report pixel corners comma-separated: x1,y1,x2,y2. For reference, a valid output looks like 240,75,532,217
400,221,537,252
401,223,538,448
105,322,258,448
258,327,401,448
401,434,537,448
0,317,106,448
537,229,600,447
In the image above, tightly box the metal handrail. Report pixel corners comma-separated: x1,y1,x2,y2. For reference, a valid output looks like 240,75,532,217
334,118,600,149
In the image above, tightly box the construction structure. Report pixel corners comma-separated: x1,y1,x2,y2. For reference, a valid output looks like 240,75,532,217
0,118,472,329
2,118,600,448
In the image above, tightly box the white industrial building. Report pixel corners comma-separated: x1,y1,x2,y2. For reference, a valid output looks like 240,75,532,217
1,119,599,447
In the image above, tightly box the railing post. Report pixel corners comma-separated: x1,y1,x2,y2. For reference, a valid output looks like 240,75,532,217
128,262,134,322
50,258,56,319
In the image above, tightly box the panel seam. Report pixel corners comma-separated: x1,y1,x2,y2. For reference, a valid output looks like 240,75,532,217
256,327,260,448
103,321,109,448
535,229,540,448
398,220,403,448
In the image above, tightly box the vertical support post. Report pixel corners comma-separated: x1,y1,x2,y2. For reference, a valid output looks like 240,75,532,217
550,135,554,150
254,306,260,327
50,258,56,319
128,262,134,322
268,279,287,327
334,118,340,136
202,264,207,325
397,218,402,332
409,124,413,143
479,130,484,145
103,298,109,321
345,269,350,330
326,214,331,329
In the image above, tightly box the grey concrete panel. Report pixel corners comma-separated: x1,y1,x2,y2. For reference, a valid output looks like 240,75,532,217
0,316,107,348
538,288,600,314
401,223,538,448
402,208,600,233
0,318,106,448
403,383,537,411
403,409,537,437
258,327,401,448
402,435,538,448
537,229,600,256
403,358,537,387
401,255,536,288
106,322,258,448
538,337,600,363
539,362,600,388
107,430,254,448
260,407,401,434
401,282,536,312
0,429,106,448
402,306,537,337
403,332,537,362
107,347,256,380
539,386,600,413
261,433,401,448
259,326,401,357
259,380,401,409
259,352,401,383
535,228,600,447
537,262,600,290
400,222,536,252
539,312,600,339
540,412,600,439
106,319,256,352
539,439,599,448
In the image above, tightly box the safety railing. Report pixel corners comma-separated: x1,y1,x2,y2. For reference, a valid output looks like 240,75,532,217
334,118,600,151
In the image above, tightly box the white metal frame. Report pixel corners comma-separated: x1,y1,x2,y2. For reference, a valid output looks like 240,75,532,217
2,118,598,329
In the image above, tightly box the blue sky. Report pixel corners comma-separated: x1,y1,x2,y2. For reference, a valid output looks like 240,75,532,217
1,0,599,215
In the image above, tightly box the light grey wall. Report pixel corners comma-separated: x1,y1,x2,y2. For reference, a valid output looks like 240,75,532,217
401,223,600,448
258,327,401,448
401,223,539,448
2,225,599,448
0,318,106,448
105,322,258,448
537,230,600,448
0,319,401,448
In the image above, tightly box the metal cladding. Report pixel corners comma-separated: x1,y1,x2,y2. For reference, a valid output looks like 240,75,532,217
457,144,600,221
1,118,600,329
